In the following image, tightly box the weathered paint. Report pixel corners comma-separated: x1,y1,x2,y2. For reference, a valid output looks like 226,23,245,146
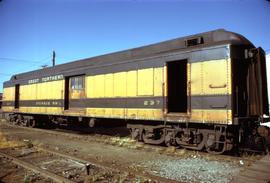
2,58,232,124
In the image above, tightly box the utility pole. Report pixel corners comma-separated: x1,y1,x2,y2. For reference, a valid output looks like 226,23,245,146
52,51,56,67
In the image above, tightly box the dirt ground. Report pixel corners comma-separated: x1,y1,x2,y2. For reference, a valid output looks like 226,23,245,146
0,119,261,183
0,130,53,183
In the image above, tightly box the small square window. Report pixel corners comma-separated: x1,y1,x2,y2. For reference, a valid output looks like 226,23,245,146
70,75,85,90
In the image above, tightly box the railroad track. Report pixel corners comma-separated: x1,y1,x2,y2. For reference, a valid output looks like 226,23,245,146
0,147,87,183
0,120,263,161
0,145,178,183
0,121,181,182
1,120,266,182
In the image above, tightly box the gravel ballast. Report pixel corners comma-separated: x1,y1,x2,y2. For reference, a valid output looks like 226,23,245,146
144,156,242,183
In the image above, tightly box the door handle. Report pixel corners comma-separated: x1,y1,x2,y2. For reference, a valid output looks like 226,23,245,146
210,104,228,109
209,84,227,89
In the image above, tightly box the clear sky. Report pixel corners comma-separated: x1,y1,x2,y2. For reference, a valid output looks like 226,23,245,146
0,0,270,93
267,55,270,103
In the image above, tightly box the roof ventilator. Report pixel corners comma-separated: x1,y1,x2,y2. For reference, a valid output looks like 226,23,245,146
186,37,204,47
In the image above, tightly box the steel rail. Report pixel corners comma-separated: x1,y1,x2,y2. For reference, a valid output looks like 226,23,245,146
0,121,264,161
0,151,75,183
37,147,179,183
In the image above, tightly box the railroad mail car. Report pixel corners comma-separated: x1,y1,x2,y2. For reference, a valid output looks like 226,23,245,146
2,29,269,154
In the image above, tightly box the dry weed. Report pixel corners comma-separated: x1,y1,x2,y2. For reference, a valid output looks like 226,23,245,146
0,132,23,149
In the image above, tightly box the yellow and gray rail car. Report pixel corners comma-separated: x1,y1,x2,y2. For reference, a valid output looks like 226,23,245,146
2,29,269,153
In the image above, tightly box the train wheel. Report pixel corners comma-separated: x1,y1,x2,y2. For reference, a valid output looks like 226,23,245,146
205,135,226,154
28,119,36,128
8,114,16,124
130,128,140,140
15,115,23,126
164,131,174,147
257,126,270,152
22,119,28,127
142,130,151,143
142,129,165,145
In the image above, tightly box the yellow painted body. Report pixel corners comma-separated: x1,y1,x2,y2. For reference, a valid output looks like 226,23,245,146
189,59,232,123
19,80,64,100
2,58,232,124
86,68,163,98
190,59,231,95
2,87,15,112
2,87,15,101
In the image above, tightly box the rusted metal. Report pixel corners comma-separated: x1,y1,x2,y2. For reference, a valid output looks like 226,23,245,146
37,147,180,183
247,47,269,116
0,152,75,183
85,163,90,175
